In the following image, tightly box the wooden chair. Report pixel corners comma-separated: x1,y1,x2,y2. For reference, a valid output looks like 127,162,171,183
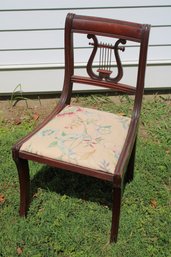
12,13,150,243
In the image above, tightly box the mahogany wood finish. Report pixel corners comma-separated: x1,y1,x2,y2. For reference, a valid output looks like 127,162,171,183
12,13,150,243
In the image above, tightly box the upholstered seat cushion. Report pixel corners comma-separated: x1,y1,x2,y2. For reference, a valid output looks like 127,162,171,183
20,105,131,174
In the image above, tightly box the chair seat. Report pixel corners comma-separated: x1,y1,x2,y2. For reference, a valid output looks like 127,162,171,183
20,105,131,174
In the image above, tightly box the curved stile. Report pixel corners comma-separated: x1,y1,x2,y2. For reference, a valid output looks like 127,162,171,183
12,13,150,243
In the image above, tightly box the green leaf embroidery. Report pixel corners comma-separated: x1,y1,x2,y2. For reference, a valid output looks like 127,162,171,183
61,131,67,136
48,141,58,147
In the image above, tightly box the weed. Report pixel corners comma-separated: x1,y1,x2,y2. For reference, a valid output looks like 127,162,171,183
10,84,29,108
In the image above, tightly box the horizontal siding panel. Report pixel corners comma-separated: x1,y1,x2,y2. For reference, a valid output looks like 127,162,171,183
0,7,170,31
0,69,64,94
0,11,65,30
74,29,171,47
148,46,171,60
149,27,171,45
0,46,170,66
1,65,171,95
0,26,170,51
0,1,170,93
72,7,171,26
0,0,170,10
0,30,64,49
0,50,64,65
0,43,171,66
73,46,171,63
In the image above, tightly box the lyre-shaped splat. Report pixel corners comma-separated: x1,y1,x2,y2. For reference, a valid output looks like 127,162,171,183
87,34,126,83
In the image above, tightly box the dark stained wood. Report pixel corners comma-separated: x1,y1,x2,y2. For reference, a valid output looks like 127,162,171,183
19,151,114,182
125,136,137,183
72,14,145,42
110,186,122,243
13,158,30,216
71,75,136,94
12,13,150,243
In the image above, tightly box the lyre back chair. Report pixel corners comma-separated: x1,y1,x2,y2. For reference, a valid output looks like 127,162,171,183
12,13,150,243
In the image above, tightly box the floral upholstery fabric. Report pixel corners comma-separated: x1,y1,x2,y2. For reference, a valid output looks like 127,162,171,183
20,105,131,174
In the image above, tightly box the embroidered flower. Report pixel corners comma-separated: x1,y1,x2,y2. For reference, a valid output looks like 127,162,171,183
99,160,111,172
96,125,112,135
39,129,56,137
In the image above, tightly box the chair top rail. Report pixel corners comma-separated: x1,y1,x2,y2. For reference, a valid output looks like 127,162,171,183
70,13,150,43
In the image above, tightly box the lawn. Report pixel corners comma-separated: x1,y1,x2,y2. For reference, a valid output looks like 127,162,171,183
0,94,170,257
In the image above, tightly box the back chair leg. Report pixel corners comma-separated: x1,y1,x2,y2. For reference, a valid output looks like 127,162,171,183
14,158,30,216
126,137,137,183
110,186,122,243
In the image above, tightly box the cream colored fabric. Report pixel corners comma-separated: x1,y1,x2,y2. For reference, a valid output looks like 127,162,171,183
20,105,131,174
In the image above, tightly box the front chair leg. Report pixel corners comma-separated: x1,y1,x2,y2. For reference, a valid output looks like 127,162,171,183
110,186,122,243
126,137,137,183
14,158,30,216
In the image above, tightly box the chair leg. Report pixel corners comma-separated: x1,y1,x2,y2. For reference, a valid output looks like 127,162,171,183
14,158,30,216
110,186,122,243
126,137,137,183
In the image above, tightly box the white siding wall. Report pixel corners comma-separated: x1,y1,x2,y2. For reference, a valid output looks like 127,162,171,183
0,0,171,95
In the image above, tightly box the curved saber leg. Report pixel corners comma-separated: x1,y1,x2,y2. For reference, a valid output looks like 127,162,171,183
14,158,30,216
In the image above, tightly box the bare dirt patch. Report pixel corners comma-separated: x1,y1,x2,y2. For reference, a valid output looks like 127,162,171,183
0,98,58,125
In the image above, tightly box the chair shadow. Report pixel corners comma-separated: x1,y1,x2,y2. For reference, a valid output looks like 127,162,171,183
31,165,113,209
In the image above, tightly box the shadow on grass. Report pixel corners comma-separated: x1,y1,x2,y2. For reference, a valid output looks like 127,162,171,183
31,165,113,209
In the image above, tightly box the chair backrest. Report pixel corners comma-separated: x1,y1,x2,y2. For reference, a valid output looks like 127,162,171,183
62,13,150,117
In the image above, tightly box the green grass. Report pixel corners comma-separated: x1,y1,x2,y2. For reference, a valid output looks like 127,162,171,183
0,94,170,257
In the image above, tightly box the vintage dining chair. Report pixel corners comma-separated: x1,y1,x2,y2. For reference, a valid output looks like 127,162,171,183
12,13,150,243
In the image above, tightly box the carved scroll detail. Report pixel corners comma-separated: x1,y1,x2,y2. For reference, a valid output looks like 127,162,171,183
86,34,126,83
87,34,99,80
